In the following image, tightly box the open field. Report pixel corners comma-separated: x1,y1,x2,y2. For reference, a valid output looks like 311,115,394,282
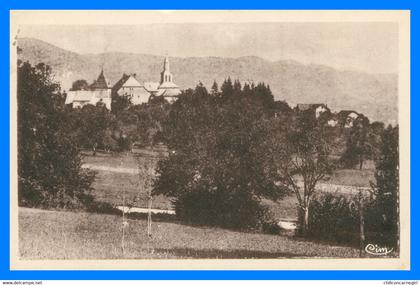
83,151,172,210
83,151,375,220
19,207,360,259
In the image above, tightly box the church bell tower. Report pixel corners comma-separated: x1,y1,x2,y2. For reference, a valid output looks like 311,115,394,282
160,56,174,84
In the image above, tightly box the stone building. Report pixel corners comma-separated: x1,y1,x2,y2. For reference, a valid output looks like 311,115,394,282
112,73,151,105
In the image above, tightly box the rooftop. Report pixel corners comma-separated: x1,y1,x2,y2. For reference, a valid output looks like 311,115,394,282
90,69,109,90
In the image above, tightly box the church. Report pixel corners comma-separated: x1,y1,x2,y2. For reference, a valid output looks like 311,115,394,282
65,56,182,110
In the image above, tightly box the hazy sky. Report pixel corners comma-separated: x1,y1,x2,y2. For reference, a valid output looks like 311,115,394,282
20,22,398,74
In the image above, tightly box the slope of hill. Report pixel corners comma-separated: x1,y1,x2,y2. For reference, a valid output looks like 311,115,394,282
17,37,398,123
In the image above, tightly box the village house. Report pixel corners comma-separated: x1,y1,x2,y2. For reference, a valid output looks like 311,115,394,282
337,110,360,128
296,103,330,119
295,104,357,128
112,73,151,105
327,118,339,127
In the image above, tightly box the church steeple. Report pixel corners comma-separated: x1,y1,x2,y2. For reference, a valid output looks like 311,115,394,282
157,54,181,102
164,55,170,72
160,55,173,84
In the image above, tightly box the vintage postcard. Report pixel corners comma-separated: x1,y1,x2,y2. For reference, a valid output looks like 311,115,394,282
9,10,410,270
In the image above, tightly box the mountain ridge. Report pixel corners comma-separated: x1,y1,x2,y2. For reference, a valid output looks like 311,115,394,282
17,37,398,123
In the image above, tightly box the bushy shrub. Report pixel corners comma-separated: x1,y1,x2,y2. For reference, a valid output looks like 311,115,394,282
173,189,270,230
308,193,360,244
126,211,178,223
261,216,282,235
308,192,398,246
86,200,122,215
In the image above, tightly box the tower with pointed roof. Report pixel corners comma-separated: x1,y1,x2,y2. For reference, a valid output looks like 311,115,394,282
66,68,112,110
157,56,181,102
90,68,110,90
160,56,174,85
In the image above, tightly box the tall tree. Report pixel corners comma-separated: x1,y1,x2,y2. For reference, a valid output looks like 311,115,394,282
371,125,399,247
211,80,219,96
220,77,234,100
233,79,242,95
72,104,115,155
18,61,95,208
341,115,372,170
276,111,335,235
253,82,275,111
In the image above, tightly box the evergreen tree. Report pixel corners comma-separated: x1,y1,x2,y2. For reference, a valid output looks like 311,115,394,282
195,82,208,97
220,77,234,100
253,82,275,110
211,80,219,96
233,79,242,95
242,82,252,96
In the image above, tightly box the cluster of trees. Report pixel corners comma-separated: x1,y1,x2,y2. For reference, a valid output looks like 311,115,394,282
17,61,171,208
115,101,170,147
63,100,170,154
154,81,288,229
154,79,399,241
307,125,399,247
62,81,170,153
153,79,339,232
340,115,385,170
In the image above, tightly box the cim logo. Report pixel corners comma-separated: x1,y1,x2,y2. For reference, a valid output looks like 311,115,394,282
365,244,394,256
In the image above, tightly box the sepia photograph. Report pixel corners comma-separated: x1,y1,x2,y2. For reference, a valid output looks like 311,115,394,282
9,10,410,270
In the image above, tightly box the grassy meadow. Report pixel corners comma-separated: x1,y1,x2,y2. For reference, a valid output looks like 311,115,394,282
19,207,360,259
83,151,173,210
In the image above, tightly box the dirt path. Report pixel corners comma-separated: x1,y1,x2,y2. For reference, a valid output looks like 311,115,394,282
82,164,139,174
116,206,175,215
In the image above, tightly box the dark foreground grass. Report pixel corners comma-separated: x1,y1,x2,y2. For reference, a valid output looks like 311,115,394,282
19,207,360,259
